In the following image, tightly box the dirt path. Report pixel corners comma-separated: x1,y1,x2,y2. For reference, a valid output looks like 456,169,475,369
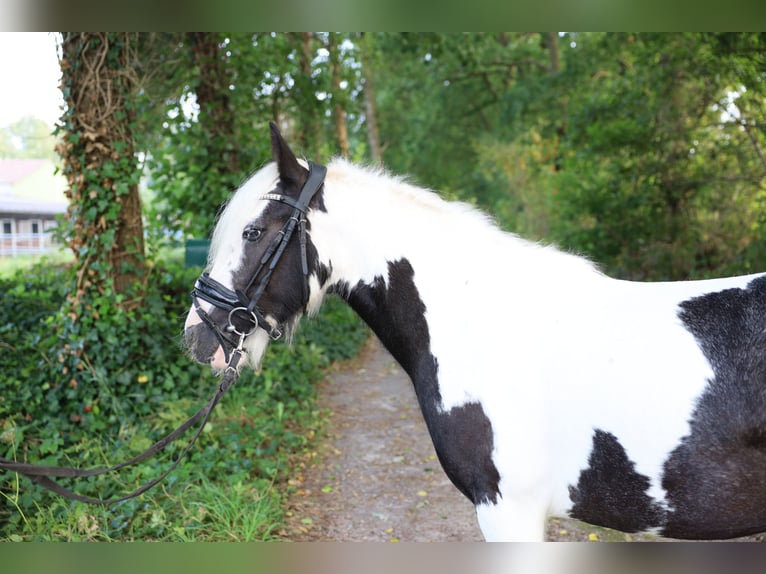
279,336,762,542
279,336,623,542
282,336,483,542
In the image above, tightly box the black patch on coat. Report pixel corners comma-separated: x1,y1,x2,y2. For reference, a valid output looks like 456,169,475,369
661,274,766,539
333,258,501,505
568,429,666,532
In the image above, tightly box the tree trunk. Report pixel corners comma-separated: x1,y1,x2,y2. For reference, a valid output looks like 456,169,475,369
544,31,560,73
293,32,322,159
57,32,145,305
359,33,383,164
543,32,566,172
328,33,350,158
187,32,240,177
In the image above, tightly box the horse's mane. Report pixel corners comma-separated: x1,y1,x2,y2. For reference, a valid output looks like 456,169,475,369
209,157,599,277
325,157,501,231
335,160,603,280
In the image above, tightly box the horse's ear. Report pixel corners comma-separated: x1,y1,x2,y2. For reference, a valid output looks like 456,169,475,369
269,121,305,186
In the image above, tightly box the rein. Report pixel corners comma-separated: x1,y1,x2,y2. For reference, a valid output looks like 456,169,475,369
0,160,326,505
0,337,246,505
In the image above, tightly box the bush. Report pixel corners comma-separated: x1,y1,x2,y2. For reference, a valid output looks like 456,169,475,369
0,259,367,540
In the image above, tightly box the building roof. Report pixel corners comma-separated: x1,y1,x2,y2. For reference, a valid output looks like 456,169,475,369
0,159,49,185
0,192,67,217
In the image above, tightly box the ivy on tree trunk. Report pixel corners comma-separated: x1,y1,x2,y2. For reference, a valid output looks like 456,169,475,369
53,32,147,416
57,32,146,305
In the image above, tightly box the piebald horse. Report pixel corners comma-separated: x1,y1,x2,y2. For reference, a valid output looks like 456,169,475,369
185,123,766,541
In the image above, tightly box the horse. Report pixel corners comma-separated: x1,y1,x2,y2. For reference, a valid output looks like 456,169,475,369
184,122,766,542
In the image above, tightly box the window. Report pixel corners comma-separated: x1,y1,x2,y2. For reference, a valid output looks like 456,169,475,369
31,220,41,235
1,220,11,235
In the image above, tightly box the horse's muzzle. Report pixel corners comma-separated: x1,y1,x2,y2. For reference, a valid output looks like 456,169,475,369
184,322,221,364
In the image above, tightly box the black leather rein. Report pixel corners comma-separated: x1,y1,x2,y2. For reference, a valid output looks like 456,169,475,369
0,161,326,505
0,368,239,505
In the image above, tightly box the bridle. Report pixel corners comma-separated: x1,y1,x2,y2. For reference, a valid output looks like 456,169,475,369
0,161,327,504
191,160,327,366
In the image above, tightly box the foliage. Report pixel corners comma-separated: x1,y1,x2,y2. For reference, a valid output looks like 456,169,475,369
138,33,269,239
136,32,766,282
544,33,766,279
6,31,766,542
0,116,60,161
0,260,368,540
367,32,766,281
136,32,367,241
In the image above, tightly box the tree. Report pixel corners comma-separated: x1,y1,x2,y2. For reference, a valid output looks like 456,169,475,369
139,32,244,239
327,33,350,158
142,33,289,238
57,32,145,301
46,32,149,427
358,33,383,164
548,33,766,279
124,33,766,281
0,116,59,161
187,33,241,178
290,32,323,160
361,33,766,280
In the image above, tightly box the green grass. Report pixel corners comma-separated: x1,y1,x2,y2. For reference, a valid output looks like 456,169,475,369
0,249,73,277
0,342,353,541
0,251,369,541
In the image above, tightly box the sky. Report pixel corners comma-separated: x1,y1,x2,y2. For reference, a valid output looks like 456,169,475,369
0,32,63,128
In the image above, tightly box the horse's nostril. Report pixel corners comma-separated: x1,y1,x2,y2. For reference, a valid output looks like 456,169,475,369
185,323,220,364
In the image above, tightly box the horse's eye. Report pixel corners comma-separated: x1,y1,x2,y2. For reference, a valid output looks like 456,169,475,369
243,227,263,242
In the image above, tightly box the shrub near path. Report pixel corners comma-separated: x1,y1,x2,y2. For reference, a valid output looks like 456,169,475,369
1,260,367,541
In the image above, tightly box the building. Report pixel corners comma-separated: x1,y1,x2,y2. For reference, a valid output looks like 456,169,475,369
0,159,68,257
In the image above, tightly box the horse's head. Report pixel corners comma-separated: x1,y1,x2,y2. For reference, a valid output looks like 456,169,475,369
184,123,326,370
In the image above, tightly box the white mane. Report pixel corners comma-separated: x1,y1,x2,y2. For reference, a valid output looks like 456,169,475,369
318,157,600,282
326,157,497,228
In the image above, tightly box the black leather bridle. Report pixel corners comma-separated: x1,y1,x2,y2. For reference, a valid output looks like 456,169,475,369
0,161,327,504
191,160,327,366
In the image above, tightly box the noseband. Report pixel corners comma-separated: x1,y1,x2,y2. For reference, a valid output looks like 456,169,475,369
191,161,327,367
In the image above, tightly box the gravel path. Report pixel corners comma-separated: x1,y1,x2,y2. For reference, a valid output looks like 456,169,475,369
281,336,483,542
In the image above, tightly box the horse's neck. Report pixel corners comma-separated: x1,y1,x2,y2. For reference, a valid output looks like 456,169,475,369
312,173,449,374
315,166,597,300
314,169,546,378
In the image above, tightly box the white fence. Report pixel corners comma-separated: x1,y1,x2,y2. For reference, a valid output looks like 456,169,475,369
0,232,59,257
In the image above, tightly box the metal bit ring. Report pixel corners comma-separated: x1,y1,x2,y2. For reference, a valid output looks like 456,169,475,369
226,306,258,338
